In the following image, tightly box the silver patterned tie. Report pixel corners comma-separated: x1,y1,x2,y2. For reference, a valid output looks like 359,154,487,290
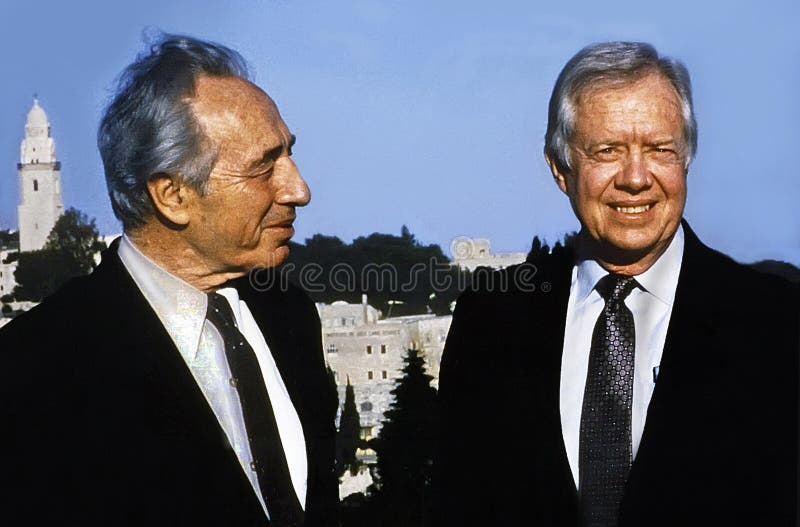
579,274,638,527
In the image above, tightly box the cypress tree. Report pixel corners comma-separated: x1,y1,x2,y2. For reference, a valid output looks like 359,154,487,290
372,348,439,526
336,377,361,477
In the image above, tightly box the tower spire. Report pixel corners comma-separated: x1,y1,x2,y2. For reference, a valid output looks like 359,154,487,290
17,97,64,252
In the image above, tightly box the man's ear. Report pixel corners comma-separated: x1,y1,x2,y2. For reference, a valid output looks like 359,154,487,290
146,174,194,227
544,149,570,195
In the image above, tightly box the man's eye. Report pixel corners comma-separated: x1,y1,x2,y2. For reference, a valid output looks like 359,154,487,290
651,147,678,158
594,147,618,158
255,166,274,179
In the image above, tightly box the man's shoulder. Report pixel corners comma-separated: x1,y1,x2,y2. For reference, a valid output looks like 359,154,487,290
455,249,573,311
0,249,150,375
0,271,103,342
682,227,797,313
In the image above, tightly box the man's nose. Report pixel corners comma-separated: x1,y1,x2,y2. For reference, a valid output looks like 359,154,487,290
277,158,311,207
615,150,652,193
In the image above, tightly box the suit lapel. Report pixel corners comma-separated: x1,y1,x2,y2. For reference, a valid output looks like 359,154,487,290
624,222,717,494
91,245,267,507
522,253,579,502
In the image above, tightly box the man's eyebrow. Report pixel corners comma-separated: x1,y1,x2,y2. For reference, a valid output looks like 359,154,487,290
254,134,296,168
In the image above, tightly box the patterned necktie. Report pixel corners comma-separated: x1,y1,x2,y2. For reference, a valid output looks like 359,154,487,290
206,292,304,527
579,274,638,527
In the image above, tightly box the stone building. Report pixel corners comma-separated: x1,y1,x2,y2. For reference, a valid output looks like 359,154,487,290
17,98,64,253
450,236,526,271
319,296,451,439
0,247,17,299
0,99,65,315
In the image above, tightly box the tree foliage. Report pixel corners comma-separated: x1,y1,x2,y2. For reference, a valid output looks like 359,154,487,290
336,377,362,478
13,208,106,301
369,348,439,526
0,229,19,249
527,231,579,261
284,226,464,316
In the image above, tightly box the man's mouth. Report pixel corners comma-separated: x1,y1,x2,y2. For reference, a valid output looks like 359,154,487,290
271,216,296,228
613,204,652,214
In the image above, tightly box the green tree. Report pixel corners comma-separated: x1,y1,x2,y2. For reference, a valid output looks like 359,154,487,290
42,208,107,272
0,229,19,249
336,377,362,477
13,208,106,301
284,226,464,316
528,235,549,259
371,349,439,526
326,366,339,408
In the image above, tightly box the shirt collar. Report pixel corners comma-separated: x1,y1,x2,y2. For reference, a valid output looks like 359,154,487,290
574,224,684,307
117,235,208,360
633,225,684,307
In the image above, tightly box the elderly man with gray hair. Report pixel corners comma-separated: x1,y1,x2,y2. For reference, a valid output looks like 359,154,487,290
0,34,338,526
437,42,797,526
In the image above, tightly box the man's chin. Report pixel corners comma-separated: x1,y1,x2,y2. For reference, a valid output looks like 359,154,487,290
256,244,291,269
594,231,674,269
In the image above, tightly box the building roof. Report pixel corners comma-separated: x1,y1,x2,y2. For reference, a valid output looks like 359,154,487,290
26,98,49,129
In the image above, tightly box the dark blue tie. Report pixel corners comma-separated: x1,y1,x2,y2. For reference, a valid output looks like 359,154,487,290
206,292,304,527
579,274,638,527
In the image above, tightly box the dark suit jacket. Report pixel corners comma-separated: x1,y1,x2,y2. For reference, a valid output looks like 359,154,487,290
436,222,798,526
0,242,339,526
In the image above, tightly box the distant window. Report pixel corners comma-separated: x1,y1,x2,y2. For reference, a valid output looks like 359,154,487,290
382,370,388,379
367,371,373,380
33,180,38,191
380,344,387,354
360,402,373,412
359,426,373,440
341,317,347,326
326,343,338,354
366,345,372,355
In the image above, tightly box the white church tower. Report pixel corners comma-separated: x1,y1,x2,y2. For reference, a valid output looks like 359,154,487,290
17,98,64,252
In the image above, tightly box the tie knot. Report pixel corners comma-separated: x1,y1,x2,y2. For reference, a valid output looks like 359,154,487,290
595,273,638,303
207,292,237,330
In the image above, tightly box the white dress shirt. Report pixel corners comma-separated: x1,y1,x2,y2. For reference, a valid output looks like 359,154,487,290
560,225,684,488
117,236,308,518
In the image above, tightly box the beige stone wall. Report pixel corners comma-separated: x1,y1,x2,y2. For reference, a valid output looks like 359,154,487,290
319,300,451,436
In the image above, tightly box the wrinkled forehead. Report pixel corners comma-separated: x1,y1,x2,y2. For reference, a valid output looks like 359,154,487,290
189,75,289,152
573,70,681,111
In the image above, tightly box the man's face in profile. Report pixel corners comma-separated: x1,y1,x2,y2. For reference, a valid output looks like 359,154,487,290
182,75,311,275
552,72,688,265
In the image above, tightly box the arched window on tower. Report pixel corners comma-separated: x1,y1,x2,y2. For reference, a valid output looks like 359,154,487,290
33,180,38,192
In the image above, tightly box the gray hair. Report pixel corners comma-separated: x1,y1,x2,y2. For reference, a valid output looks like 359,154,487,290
97,33,250,230
544,41,697,174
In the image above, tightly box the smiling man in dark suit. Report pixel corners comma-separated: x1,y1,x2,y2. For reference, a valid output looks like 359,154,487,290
0,35,337,526
437,42,798,526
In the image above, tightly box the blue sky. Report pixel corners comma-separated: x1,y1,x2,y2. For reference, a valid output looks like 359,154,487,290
1,0,798,264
